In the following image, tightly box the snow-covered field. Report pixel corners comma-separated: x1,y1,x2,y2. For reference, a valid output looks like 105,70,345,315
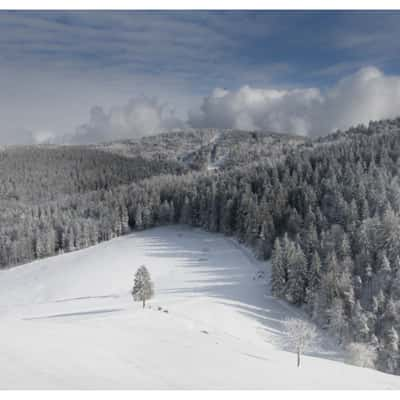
0,226,399,389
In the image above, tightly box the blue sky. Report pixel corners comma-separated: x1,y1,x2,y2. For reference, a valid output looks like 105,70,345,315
2,10,400,143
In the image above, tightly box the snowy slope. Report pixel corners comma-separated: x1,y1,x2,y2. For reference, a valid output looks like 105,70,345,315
0,226,399,389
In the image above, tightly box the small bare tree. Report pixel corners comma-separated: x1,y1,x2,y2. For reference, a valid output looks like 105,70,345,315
283,318,317,367
132,265,154,308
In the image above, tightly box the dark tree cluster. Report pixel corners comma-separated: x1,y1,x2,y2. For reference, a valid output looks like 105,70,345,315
0,145,184,203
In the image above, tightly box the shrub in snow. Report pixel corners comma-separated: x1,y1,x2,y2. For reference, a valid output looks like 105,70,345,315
132,265,154,308
346,342,377,369
283,318,318,367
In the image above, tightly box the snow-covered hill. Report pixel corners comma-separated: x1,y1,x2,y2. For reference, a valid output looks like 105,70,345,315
0,226,399,389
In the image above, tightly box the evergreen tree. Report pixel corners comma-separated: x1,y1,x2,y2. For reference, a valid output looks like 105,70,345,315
271,238,286,297
160,200,171,224
179,195,192,225
352,301,370,342
307,251,321,300
135,204,143,230
286,244,307,305
132,265,154,308
329,297,347,341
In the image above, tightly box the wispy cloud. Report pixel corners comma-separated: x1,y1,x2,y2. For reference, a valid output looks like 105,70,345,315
0,12,281,82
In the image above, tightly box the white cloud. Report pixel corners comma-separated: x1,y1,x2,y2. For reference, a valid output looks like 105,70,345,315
317,67,400,135
188,67,400,137
188,84,322,135
71,97,185,144
32,130,57,144
22,66,400,146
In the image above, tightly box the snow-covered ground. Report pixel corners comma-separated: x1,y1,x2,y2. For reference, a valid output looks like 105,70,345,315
0,226,399,389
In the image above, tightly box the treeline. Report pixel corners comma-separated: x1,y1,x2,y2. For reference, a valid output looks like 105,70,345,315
1,119,400,375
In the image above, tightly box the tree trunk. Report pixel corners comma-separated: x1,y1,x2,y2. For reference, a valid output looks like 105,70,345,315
297,349,301,368
142,298,145,308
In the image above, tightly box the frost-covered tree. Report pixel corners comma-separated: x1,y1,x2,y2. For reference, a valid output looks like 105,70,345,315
179,195,192,225
132,265,154,308
387,325,399,348
352,301,370,342
135,204,143,230
271,238,286,297
286,244,307,304
306,251,321,305
159,200,171,224
328,297,347,341
283,318,318,367
384,326,399,373
346,342,377,368
120,206,130,234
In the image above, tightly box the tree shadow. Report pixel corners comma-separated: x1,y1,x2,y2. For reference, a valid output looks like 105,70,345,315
24,307,124,320
133,226,343,362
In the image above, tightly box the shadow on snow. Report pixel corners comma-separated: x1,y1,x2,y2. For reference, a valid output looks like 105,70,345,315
130,226,342,362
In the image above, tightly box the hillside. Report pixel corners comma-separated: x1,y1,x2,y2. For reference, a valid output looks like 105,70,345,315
2,120,400,376
0,145,184,203
0,226,399,389
0,128,301,269
94,128,305,171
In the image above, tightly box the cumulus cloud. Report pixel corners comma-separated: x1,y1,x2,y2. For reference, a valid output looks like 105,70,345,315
71,97,185,144
0,128,57,146
189,86,321,136
63,67,400,144
317,67,400,135
31,130,57,144
188,67,400,136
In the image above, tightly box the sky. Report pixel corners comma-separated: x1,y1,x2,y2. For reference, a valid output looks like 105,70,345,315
2,10,400,144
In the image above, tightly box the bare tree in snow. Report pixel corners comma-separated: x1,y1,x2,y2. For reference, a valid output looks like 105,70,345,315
132,265,154,308
283,318,318,367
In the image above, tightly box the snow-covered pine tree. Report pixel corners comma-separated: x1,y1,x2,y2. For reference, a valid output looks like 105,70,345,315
307,251,321,303
179,195,192,225
135,204,143,230
142,206,152,229
386,326,399,353
328,297,347,341
120,206,130,234
352,300,370,342
286,243,307,305
346,342,377,368
379,326,400,373
132,265,154,308
271,238,286,297
169,200,175,224
159,200,171,224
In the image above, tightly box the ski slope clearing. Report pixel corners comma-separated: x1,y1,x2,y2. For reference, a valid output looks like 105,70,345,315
0,226,399,389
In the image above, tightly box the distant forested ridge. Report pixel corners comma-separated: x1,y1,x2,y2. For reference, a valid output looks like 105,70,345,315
1,120,400,374
0,145,184,202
